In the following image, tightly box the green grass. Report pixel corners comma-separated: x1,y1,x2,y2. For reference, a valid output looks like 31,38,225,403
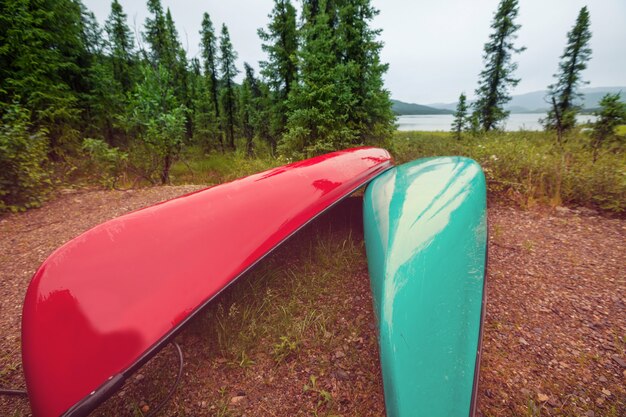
169,146,281,186
303,374,335,416
187,202,364,366
167,129,625,213
391,130,626,213
152,200,369,416
0,346,22,387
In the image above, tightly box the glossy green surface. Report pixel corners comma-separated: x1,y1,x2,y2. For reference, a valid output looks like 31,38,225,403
363,157,487,417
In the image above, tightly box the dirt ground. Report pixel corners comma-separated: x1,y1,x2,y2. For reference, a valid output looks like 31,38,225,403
1,186,624,416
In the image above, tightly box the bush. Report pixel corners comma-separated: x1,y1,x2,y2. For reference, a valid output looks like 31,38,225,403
127,65,188,185
0,104,51,212
392,130,626,213
81,138,128,189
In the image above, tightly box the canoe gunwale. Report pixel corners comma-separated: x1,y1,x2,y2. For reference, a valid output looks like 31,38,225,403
469,227,489,417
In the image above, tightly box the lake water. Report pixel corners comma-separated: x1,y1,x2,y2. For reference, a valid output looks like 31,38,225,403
396,113,597,131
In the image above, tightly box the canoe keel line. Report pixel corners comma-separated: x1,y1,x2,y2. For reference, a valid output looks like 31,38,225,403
21,147,392,417
364,157,487,417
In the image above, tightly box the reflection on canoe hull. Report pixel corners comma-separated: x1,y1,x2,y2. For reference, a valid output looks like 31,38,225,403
364,157,487,417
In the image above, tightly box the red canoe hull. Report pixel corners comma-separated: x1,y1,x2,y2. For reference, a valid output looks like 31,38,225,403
22,147,392,417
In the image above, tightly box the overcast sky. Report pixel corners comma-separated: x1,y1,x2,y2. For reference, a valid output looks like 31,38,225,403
84,0,626,104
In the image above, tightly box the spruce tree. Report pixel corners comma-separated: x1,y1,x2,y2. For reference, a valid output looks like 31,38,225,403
302,0,321,22
190,57,216,150
451,93,469,140
80,6,105,56
105,0,136,92
473,0,525,132
240,63,262,156
78,6,110,141
258,0,298,139
283,0,392,155
254,82,275,154
219,24,239,151
282,0,354,156
199,12,223,150
336,0,394,144
144,0,168,64
144,3,189,137
192,79,220,151
83,0,137,147
187,57,200,139
0,0,85,154
129,64,186,184
544,6,592,139
590,93,625,162
83,53,126,146
164,9,189,103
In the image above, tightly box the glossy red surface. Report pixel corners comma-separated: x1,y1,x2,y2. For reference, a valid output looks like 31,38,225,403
21,147,392,417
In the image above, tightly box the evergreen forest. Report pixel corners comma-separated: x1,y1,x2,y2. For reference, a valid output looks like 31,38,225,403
0,0,394,211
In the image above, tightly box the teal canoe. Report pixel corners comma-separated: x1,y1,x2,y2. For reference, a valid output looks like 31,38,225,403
363,157,487,417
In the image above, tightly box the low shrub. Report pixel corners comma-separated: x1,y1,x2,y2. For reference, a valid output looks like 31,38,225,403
392,130,625,213
0,104,51,212
82,138,128,189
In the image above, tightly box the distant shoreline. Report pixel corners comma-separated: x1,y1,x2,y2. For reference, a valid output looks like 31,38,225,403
393,86,625,116
395,113,597,132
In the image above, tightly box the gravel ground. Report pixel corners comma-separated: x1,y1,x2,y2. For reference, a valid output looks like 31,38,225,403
1,186,624,416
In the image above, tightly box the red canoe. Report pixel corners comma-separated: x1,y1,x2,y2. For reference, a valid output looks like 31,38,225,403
22,147,392,417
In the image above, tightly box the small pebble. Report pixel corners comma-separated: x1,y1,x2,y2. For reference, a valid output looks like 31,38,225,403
230,395,246,405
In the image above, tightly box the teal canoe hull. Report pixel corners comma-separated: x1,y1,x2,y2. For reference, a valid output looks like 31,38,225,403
363,157,487,417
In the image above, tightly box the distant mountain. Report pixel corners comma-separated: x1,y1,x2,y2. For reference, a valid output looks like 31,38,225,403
426,102,457,111
426,86,626,113
391,99,454,115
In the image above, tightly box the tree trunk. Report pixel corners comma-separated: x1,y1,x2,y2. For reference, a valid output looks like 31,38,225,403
552,97,563,146
160,153,172,185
